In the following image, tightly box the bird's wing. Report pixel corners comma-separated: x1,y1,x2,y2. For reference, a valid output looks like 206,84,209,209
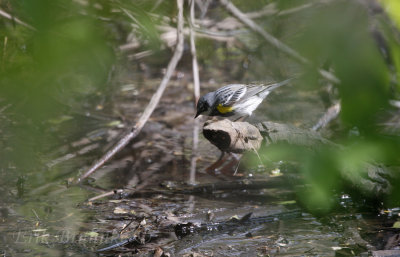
243,84,267,97
214,84,247,106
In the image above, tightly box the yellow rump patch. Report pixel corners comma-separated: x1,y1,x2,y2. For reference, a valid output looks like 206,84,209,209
217,104,233,114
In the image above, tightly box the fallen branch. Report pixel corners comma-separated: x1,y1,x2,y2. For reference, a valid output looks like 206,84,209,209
203,119,263,153
203,119,393,199
78,0,185,181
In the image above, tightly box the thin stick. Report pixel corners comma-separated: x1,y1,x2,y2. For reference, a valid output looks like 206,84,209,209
119,217,135,234
189,0,200,185
219,0,339,84
78,0,185,182
31,209,40,221
87,189,124,202
0,9,35,30
278,2,315,16
190,2,200,102
312,102,341,131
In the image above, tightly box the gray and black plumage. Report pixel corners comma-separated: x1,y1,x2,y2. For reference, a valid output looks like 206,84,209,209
195,79,292,120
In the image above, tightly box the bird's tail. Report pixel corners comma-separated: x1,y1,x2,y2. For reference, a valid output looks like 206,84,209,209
266,78,293,91
258,78,293,98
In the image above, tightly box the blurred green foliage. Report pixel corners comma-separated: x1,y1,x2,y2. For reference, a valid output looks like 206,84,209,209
223,0,400,212
0,0,115,180
263,0,400,212
382,0,400,29
0,0,169,171
302,2,389,132
1,0,114,119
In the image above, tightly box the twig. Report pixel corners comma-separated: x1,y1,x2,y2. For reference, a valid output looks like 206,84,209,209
245,3,276,19
318,69,340,84
127,50,153,60
157,22,237,43
88,189,124,202
0,9,35,30
312,102,341,131
119,217,135,234
194,27,244,37
78,0,185,181
278,2,315,16
189,0,200,185
246,2,317,18
219,0,340,84
31,209,40,221
119,41,140,52
246,2,317,19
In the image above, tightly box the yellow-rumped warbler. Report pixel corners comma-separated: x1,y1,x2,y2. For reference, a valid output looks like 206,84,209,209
195,79,292,120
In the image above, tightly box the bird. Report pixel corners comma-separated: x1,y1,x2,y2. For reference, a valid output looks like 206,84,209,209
195,78,292,121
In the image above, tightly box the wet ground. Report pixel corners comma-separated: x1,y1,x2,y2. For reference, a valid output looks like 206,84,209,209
1,61,400,257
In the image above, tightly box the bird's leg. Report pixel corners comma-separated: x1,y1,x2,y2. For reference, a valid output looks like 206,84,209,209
205,152,243,177
220,153,242,176
232,153,242,175
205,151,227,175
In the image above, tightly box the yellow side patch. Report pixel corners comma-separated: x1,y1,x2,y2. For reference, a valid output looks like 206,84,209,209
217,104,233,114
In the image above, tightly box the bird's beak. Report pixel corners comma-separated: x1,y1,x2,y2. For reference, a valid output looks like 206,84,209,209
194,111,200,118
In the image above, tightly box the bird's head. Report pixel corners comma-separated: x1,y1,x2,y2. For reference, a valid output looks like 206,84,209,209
195,93,213,118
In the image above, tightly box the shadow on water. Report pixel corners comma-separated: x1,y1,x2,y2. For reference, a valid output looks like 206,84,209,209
1,63,400,257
